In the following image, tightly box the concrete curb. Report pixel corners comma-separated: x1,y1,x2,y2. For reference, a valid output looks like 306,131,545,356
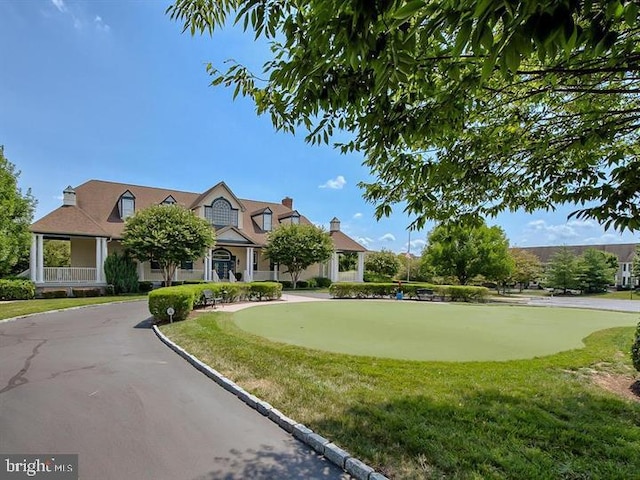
152,325,389,480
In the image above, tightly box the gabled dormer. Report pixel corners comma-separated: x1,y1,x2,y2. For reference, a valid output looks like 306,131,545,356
161,195,177,205
251,207,273,232
118,190,135,220
278,210,300,225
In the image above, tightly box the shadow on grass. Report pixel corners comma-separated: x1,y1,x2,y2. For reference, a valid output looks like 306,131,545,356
190,445,348,480
630,380,640,398
312,388,640,479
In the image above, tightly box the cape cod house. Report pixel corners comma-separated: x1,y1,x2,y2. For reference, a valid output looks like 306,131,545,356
28,180,366,290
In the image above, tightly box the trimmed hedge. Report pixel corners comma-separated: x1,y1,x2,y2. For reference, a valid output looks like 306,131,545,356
632,322,640,373
138,281,154,293
0,279,36,300
313,276,332,288
148,281,283,322
328,282,489,302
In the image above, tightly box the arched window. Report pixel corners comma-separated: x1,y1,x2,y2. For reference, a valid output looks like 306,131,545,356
212,249,232,261
205,197,238,227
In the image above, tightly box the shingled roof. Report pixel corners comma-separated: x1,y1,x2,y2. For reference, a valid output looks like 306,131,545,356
516,243,638,263
30,179,367,252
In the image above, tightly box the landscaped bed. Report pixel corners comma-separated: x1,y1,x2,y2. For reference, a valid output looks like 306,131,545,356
161,304,640,479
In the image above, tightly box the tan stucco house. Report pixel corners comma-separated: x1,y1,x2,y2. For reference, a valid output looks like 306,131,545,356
28,180,367,289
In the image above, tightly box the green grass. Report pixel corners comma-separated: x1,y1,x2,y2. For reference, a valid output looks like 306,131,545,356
163,309,640,479
0,295,146,321
233,302,638,361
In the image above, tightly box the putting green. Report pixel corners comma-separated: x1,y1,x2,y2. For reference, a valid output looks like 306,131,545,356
232,301,638,361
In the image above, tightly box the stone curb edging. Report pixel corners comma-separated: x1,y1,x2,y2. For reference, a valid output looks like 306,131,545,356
152,325,389,480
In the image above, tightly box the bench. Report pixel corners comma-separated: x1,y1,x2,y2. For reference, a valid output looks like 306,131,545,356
416,288,442,301
201,289,223,309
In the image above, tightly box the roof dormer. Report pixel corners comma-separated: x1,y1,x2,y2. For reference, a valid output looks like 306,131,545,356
118,190,136,220
278,210,300,225
251,207,273,232
161,195,177,205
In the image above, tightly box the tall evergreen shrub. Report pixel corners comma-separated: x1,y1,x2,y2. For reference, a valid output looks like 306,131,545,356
104,252,139,294
632,322,640,373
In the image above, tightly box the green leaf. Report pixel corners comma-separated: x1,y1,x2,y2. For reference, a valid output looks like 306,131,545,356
391,1,426,20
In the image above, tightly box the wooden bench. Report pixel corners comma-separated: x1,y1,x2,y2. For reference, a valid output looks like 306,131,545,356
202,289,223,309
416,288,442,301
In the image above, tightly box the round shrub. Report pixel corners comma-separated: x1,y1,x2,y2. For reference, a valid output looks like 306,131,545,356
0,279,36,300
632,322,640,372
148,286,197,322
249,282,282,300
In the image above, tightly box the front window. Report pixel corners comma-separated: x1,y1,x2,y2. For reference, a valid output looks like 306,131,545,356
180,260,193,270
253,251,258,271
205,198,238,227
263,211,272,231
119,191,135,219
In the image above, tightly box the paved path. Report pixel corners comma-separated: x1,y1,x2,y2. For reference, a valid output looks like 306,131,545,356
0,301,348,480
526,296,640,312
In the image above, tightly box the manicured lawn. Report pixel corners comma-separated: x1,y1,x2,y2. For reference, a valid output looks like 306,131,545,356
162,307,640,479
233,301,638,361
0,295,146,321
587,290,640,300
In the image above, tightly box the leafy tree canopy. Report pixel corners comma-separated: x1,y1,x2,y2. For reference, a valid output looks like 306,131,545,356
364,249,401,278
545,246,580,292
577,247,617,293
0,146,36,277
422,220,513,284
169,0,640,231
43,240,71,268
509,248,542,290
122,204,215,287
263,223,334,288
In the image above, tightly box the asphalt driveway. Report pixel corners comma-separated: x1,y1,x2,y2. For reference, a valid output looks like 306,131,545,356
0,301,349,479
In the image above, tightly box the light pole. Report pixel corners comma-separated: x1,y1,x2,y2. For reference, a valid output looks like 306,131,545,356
406,229,411,282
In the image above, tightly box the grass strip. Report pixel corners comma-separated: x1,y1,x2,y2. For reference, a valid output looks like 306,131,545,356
0,295,146,321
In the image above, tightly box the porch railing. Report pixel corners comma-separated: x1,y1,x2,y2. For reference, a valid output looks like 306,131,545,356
43,267,97,283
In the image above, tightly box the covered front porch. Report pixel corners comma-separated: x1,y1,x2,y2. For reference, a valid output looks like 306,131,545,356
29,234,110,288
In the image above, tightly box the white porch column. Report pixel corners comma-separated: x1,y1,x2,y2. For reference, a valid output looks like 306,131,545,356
273,263,279,282
137,261,145,281
36,234,44,283
101,238,108,282
30,234,37,282
204,250,211,282
95,238,103,283
356,251,365,282
329,252,339,282
245,247,254,282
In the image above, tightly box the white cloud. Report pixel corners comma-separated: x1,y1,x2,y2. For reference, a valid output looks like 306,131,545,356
353,212,363,219
94,15,110,32
319,175,346,189
407,239,426,252
519,218,625,246
53,195,64,201
51,0,66,12
378,233,396,242
357,237,373,247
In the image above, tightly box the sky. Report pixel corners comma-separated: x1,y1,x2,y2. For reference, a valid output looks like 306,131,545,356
1,0,637,254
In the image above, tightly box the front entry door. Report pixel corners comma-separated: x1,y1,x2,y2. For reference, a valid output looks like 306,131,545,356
212,249,235,281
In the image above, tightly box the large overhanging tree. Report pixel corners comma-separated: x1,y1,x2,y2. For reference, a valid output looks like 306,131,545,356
168,1,640,230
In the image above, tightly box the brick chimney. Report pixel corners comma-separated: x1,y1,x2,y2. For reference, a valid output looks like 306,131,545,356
329,217,340,232
282,196,293,210
63,186,76,206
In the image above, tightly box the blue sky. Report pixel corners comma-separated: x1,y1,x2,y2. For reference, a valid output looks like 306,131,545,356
1,0,636,253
